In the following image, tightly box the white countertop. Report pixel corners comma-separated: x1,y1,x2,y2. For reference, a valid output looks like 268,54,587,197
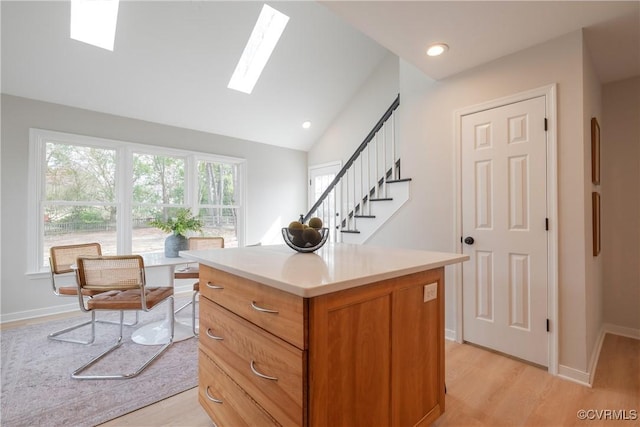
180,243,468,297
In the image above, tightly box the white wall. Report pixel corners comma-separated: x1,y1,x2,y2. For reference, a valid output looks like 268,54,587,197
601,76,640,334
308,53,400,167
0,94,307,321
310,30,604,375
582,39,604,371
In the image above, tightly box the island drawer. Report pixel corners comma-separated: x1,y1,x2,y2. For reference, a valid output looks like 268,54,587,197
199,350,279,427
199,297,305,427
199,264,306,349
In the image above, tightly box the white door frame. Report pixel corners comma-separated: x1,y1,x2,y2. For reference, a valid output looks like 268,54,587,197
308,161,342,208
453,84,558,375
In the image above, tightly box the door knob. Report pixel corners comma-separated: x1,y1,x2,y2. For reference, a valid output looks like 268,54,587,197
464,236,475,245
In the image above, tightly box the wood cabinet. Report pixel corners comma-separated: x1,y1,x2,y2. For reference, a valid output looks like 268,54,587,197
198,264,445,427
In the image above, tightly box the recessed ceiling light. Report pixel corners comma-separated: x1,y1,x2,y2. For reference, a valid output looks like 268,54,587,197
426,43,449,57
70,0,120,51
228,4,290,94
302,121,311,129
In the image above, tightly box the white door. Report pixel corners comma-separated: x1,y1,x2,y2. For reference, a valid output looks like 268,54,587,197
461,96,548,366
309,162,341,241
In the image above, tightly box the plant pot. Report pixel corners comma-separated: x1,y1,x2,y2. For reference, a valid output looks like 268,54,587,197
165,234,188,258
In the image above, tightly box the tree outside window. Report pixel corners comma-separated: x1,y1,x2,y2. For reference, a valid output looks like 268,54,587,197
31,129,244,271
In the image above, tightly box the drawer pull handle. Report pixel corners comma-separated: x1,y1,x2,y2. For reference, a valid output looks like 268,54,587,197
250,301,279,314
250,360,278,381
205,328,224,341
206,281,224,290
205,386,223,404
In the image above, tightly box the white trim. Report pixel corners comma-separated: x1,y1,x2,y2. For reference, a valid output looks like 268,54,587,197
445,328,457,342
557,365,592,387
27,128,246,271
586,325,607,386
558,326,639,387
453,84,559,373
604,323,640,340
308,161,341,209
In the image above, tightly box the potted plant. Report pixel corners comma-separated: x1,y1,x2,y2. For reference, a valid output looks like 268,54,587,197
149,208,203,257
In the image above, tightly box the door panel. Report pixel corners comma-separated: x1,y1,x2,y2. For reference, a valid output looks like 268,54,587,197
461,96,548,366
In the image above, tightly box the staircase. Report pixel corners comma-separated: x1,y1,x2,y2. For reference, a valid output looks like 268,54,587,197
303,95,411,244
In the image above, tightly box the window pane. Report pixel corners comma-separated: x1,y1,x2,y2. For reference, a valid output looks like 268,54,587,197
198,161,238,205
199,207,238,248
46,143,116,202
43,205,117,266
131,206,177,254
133,153,185,204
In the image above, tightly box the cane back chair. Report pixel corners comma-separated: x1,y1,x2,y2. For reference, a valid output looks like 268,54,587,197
49,243,139,344
174,236,224,335
72,255,174,380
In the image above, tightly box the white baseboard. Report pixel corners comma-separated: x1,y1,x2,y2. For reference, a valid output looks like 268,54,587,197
557,364,592,387
445,328,457,342
558,323,640,387
604,323,640,340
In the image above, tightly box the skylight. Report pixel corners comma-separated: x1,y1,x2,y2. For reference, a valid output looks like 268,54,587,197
228,4,289,94
70,0,120,51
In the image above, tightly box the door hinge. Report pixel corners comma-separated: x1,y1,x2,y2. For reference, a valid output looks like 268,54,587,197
544,118,548,131
309,179,312,186
545,218,549,231
546,318,550,332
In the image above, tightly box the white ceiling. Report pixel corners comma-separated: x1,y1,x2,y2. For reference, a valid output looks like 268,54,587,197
1,1,389,151
323,1,640,83
2,1,639,152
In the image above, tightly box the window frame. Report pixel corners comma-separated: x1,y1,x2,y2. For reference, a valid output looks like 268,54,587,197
27,128,246,273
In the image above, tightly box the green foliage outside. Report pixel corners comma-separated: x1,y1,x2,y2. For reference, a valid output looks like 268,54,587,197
149,208,203,237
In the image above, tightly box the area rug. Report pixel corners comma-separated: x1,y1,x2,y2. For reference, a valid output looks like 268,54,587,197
1,297,198,427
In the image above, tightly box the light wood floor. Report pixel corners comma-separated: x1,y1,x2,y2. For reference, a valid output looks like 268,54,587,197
97,333,639,427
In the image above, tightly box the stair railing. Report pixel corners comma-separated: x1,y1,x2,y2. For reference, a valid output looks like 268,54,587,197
304,95,401,241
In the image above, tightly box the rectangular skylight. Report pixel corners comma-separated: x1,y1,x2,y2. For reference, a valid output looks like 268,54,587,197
228,4,290,94
70,0,120,51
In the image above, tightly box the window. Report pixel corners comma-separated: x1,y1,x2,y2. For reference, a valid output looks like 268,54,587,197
28,129,245,272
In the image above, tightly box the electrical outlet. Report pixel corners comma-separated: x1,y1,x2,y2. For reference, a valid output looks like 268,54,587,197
423,282,438,302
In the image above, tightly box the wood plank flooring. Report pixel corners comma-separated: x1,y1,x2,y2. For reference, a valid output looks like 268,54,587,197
97,333,638,426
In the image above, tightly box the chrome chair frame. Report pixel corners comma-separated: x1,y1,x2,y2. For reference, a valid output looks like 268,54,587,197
174,237,224,336
48,243,139,345
71,255,174,380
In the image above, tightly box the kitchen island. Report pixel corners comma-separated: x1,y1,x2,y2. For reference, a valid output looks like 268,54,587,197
181,243,468,427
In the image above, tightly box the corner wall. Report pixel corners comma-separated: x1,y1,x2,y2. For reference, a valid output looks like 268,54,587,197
369,30,590,374
601,76,640,336
582,38,604,376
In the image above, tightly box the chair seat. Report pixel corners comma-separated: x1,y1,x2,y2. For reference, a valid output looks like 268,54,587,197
88,287,173,310
58,285,108,297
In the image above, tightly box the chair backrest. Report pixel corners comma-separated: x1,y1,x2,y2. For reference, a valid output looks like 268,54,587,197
188,237,224,250
50,243,102,274
76,255,145,292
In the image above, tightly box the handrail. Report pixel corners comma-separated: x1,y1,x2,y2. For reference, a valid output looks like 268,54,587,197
303,94,400,223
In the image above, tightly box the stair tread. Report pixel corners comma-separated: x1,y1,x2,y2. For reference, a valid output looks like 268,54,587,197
341,229,360,234
354,215,375,218
386,178,412,183
369,198,393,201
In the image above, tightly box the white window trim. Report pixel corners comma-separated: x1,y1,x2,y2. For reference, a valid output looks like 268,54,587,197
27,128,246,274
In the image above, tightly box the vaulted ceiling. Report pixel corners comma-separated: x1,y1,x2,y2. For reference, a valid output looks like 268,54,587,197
2,1,638,152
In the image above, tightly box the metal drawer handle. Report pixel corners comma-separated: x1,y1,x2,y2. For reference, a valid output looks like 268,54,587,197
205,328,223,341
205,386,223,404
206,281,224,290
250,360,278,381
250,301,279,314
